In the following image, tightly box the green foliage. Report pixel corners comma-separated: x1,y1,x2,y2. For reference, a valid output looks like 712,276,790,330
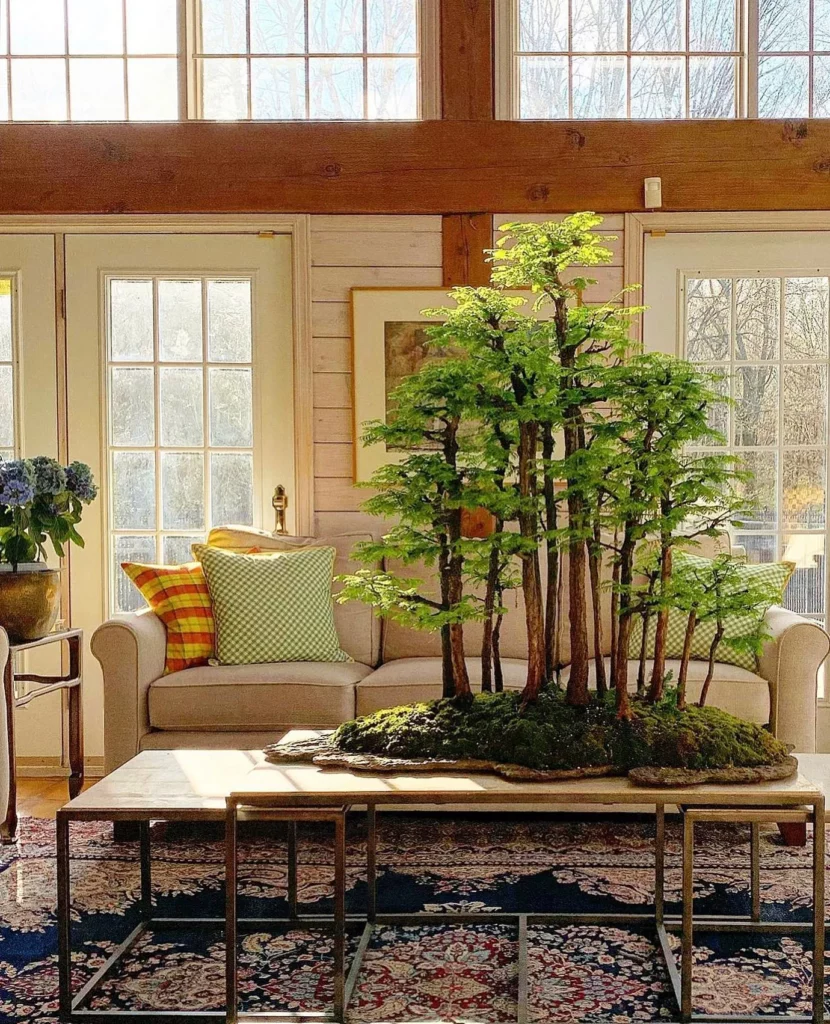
333,689,790,773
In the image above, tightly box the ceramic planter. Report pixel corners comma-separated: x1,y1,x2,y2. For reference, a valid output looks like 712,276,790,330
0,566,61,642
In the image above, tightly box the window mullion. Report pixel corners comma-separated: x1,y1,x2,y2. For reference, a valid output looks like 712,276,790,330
745,0,760,117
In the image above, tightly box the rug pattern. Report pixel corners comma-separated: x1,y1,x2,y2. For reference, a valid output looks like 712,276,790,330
0,814,825,1021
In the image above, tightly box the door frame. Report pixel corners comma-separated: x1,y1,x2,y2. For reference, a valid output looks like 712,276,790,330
0,213,314,536
625,209,830,749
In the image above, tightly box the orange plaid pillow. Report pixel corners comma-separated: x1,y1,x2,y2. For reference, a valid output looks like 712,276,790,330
121,561,215,675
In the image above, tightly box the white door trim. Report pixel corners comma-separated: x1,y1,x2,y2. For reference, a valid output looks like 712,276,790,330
0,214,314,535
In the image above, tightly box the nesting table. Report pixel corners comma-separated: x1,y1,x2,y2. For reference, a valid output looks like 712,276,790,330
56,744,827,1024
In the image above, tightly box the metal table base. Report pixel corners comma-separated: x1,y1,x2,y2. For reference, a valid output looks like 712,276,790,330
57,796,826,1024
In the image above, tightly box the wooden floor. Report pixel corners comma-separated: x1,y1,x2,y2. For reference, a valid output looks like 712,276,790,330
17,777,95,820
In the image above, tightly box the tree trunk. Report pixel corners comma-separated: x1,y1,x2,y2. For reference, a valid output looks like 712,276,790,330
493,596,504,693
697,622,724,708
438,539,456,699
446,508,472,702
612,530,636,719
518,422,547,705
543,425,559,683
648,540,673,703
609,537,620,686
636,611,650,695
480,538,502,694
589,519,606,696
677,610,697,710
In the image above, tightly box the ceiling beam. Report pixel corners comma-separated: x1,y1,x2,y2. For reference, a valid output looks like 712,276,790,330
0,120,828,215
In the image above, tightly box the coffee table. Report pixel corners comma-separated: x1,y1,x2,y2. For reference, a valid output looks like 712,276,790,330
56,745,827,1024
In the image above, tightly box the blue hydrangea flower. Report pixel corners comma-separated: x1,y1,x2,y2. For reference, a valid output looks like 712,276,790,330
0,459,35,508
30,455,66,497
65,461,98,503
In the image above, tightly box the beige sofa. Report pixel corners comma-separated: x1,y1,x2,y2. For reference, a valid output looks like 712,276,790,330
92,529,830,775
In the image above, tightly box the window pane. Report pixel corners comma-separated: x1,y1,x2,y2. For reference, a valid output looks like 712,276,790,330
211,452,253,526
209,367,253,446
696,364,730,441
782,534,825,617
367,0,417,53
572,56,626,118
110,367,155,446
816,0,830,49
759,56,809,117
783,364,827,445
519,0,568,52
572,0,627,51
735,278,780,361
114,535,157,611
736,451,777,529
160,367,204,447
784,277,829,359
110,280,154,361
202,57,248,118
70,58,126,120
519,55,568,117
11,59,66,119
67,0,123,55
163,534,203,565
251,0,306,54
126,0,178,54
689,56,736,117
112,451,156,529
309,56,363,117
200,0,247,53
734,366,779,447
308,0,363,53
760,0,809,52
10,0,64,55
686,278,731,361
689,0,736,51
0,364,13,448
208,281,252,361
0,284,12,362
128,58,179,120
0,0,7,55
783,450,826,530
162,451,204,530
815,56,830,118
367,57,417,119
0,63,8,119
631,0,683,51
159,280,202,361
252,57,307,118
735,532,777,563
630,56,683,118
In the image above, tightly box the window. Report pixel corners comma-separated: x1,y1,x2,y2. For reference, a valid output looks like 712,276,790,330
0,0,180,120
0,278,15,462
107,275,256,613
503,0,830,118
196,0,421,119
684,273,828,628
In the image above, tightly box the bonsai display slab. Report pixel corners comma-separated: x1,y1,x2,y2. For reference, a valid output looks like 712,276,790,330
262,735,797,787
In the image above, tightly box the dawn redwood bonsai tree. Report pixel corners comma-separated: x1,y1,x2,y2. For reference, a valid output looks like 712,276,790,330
339,213,759,721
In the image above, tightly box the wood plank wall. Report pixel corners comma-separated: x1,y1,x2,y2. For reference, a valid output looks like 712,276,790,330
311,213,624,534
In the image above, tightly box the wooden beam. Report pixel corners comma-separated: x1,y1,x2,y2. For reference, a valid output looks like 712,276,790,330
442,213,493,285
2,120,830,214
441,0,494,120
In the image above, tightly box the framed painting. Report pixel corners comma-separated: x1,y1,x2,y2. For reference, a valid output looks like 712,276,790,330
350,287,546,483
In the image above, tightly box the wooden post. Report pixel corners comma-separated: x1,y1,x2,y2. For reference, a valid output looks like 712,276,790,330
442,213,493,286
440,0,494,120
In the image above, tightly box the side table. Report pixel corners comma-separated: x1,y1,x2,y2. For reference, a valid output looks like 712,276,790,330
1,627,83,843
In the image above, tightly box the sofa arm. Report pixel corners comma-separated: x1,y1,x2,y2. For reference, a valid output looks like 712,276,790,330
91,610,166,775
757,605,830,753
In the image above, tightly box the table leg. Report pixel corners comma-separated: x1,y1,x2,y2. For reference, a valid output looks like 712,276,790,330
750,822,761,922
681,812,694,1023
287,821,298,920
655,804,665,927
333,813,346,1024
813,797,825,1024
57,812,72,1019
1,655,17,844
366,804,377,923
139,821,152,919
225,801,238,1024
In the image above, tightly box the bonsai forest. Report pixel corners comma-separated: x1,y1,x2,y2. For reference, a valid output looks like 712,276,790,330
331,215,792,781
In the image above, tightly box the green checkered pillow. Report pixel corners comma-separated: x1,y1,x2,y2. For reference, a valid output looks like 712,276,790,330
195,545,351,666
630,551,793,671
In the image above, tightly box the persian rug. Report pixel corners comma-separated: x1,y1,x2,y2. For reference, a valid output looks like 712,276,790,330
0,813,824,1022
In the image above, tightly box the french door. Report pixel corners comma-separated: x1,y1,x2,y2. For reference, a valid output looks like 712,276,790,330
643,229,830,685
65,232,295,754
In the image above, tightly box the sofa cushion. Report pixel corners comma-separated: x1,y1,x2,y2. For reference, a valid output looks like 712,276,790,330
205,527,381,666
356,657,528,716
148,661,371,731
560,658,770,726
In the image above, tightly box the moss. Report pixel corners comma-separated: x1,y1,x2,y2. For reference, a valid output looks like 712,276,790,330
332,688,790,773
